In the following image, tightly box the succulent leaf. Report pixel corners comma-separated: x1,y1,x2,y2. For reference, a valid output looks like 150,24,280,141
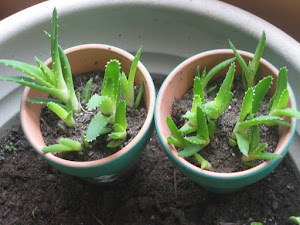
86,113,113,142
178,144,205,157
202,57,236,88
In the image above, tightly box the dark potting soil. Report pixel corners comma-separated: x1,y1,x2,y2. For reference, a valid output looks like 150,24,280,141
0,76,299,225
40,71,147,161
171,77,279,172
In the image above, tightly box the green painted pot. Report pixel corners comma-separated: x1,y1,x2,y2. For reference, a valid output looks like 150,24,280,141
155,49,297,193
21,44,156,184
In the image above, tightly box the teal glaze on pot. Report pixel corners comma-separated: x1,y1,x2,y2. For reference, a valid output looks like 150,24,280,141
20,44,156,184
155,49,297,193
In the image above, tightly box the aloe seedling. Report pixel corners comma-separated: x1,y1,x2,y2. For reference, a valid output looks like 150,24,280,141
0,8,80,113
167,107,212,170
87,59,121,116
230,77,288,143
204,63,235,120
42,138,82,153
235,125,281,166
85,59,123,143
229,76,291,162
108,100,128,148
200,57,236,89
180,63,236,134
120,47,144,108
266,67,300,125
290,216,300,224
167,63,236,170
229,31,266,90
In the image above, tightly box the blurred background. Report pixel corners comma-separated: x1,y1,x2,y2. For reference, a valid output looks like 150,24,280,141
0,0,300,43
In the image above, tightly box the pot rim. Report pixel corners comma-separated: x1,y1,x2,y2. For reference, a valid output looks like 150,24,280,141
21,43,156,168
155,48,297,179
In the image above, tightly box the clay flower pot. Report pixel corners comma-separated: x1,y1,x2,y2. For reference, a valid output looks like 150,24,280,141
155,49,297,193
21,44,156,184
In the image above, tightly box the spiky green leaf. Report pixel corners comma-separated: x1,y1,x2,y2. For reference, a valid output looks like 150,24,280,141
27,98,64,107
214,63,235,110
253,76,272,114
184,136,207,145
235,132,249,156
202,57,236,88
238,115,283,133
249,125,260,152
271,67,288,111
252,143,267,155
178,144,205,157
196,106,209,141
115,101,127,130
0,59,51,86
251,31,266,79
166,117,190,147
271,108,300,119
193,77,204,103
229,40,249,80
86,113,113,142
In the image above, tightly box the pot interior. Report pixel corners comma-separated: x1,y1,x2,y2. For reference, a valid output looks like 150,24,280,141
156,49,296,175
21,44,154,161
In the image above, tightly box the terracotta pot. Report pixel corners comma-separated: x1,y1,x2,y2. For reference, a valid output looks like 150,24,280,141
20,44,156,184
155,49,297,193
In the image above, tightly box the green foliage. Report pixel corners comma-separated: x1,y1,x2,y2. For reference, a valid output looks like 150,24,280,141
166,31,300,171
0,8,80,113
230,67,300,162
86,113,113,142
201,57,236,88
180,63,235,135
267,67,300,126
121,46,142,108
167,63,236,170
290,216,300,224
229,31,266,89
235,125,281,165
108,100,128,148
0,8,145,153
231,77,286,141
204,63,235,120
5,142,16,151
134,81,144,109
83,78,93,104
42,138,82,153
47,99,75,128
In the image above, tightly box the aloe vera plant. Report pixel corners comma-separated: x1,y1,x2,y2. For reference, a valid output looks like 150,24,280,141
0,8,80,114
180,61,236,134
229,31,266,90
166,62,236,169
229,76,287,164
85,50,143,147
230,66,300,165
0,8,145,153
266,67,300,125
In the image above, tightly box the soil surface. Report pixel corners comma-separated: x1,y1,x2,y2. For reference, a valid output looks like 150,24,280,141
171,77,278,172
0,77,299,225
